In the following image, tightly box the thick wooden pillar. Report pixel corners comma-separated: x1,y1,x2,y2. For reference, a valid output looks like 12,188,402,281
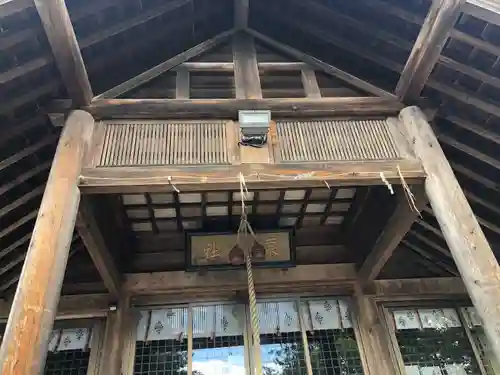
400,106,500,362
99,296,130,375
352,285,397,375
0,110,95,375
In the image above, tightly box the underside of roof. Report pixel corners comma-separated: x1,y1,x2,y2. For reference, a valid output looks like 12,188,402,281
0,0,499,296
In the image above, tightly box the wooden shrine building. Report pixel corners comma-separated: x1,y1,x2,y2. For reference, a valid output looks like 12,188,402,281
0,0,500,374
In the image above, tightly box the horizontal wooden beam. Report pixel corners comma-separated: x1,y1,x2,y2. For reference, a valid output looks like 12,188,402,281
87,97,403,119
79,159,425,194
368,277,467,301
0,293,111,320
179,61,309,72
124,264,357,295
95,29,236,99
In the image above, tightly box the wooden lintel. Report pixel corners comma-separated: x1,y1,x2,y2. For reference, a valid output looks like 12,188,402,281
75,197,122,299
358,185,428,285
34,0,93,106
395,0,464,101
0,293,111,321
232,32,262,99
0,110,96,375
247,28,397,99
400,106,500,363
87,97,403,119
95,29,236,99
79,159,425,194
369,277,467,301
124,264,357,295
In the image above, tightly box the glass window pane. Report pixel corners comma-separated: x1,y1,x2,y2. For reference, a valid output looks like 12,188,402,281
192,304,247,375
391,308,481,375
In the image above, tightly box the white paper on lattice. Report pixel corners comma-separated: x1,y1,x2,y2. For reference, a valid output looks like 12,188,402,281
394,310,421,330
444,364,468,375
48,330,61,352
461,307,483,327
148,307,188,341
47,328,91,352
338,300,352,328
419,366,443,375
258,302,280,334
393,308,461,331
277,301,300,333
404,365,421,375
307,300,342,330
192,306,215,338
418,309,461,329
257,301,300,334
136,310,150,340
215,304,244,337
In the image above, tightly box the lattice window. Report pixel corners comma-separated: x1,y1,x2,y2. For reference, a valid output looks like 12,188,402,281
134,339,188,375
259,301,308,375
461,307,500,375
391,308,481,375
43,327,94,375
302,299,364,375
132,299,366,375
191,304,247,375
44,350,91,375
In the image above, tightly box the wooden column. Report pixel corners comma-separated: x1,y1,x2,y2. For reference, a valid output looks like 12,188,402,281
99,296,130,375
352,285,397,375
0,110,95,375
400,106,500,362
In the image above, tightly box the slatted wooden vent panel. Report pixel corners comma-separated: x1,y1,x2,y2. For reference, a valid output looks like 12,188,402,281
276,119,400,162
99,121,231,166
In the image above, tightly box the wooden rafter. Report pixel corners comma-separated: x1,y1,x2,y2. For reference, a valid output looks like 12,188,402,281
88,97,402,119
358,185,428,286
395,0,464,102
95,29,236,99
33,0,93,106
247,28,397,99
232,32,262,99
75,197,122,299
